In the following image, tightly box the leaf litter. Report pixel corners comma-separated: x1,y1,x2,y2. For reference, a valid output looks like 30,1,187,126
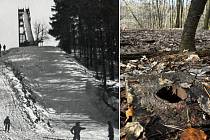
120,29,210,140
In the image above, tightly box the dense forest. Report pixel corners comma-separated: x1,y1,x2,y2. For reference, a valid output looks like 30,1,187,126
49,0,119,87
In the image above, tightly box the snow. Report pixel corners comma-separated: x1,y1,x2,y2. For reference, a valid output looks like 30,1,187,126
0,46,119,139
9,57,32,62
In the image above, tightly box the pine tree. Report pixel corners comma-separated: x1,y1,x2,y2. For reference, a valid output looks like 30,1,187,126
49,0,119,87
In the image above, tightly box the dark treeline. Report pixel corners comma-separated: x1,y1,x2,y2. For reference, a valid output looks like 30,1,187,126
49,0,119,87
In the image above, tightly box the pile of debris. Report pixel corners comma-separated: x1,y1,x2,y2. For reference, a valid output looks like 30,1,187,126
120,52,210,139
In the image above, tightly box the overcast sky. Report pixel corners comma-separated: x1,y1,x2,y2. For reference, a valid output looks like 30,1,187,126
0,0,57,49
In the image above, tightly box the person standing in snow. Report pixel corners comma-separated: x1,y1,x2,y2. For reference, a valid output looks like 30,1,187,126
108,121,114,140
4,116,10,133
0,43,1,56
70,122,86,140
3,44,6,51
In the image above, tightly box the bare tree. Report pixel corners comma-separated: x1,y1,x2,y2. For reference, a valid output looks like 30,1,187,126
180,0,207,51
33,21,49,46
175,0,181,28
204,0,210,29
120,0,201,30
122,0,143,28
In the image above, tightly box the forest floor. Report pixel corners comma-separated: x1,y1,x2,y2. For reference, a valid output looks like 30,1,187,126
120,29,210,140
0,46,119,140
121,29,210,58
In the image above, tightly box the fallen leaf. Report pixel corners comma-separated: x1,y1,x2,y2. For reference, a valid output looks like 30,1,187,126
186,54,200,63
124,122,144,139
129,60,138,63
125,80,133,104
127,92,134,105
180,83,192,89
202,82,210,89
183,49,189,53
180,128,207,140
125,105,134,120
120,63,127,68
172,84,188,100
204,77,210,82
156,63,166,73
141,55,148,61
151,61,158,68
137,64,145,69
159,78,173,85
189,68,202,75
126,63,136,69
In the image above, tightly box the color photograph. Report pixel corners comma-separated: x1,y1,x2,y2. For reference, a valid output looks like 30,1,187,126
120,0,210,139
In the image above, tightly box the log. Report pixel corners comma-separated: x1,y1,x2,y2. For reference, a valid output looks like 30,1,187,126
128,72,210,128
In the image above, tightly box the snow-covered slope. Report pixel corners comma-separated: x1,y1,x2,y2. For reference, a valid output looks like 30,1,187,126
0,46,119,140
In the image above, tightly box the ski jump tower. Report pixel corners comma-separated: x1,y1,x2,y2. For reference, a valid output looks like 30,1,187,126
18,8,35,47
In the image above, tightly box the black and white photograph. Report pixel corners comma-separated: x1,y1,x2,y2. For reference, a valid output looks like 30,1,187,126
0,0,119,139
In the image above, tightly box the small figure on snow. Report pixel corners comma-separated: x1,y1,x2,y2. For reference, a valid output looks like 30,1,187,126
0,43,1,56
3,44,6,51
4,116,10,133
47,119,52,128
108,121,114,140
70,122,86,140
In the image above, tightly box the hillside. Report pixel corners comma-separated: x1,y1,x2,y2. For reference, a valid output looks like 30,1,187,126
0,46,118,140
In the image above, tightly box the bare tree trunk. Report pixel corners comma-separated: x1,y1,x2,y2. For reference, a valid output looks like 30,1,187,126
180,0,184,27
152,0,156,28
123,0,143,28
204,0,210,29
156,0,162,28
163,0,166,28
172,0,174,27
149,1,152,28
169,0,172,28
180,0,207,51
175,0,181,28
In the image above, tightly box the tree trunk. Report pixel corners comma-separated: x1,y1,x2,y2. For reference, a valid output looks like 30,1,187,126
93,31,99,79
156,0,162,28
100,29,106,88
180,0,184,27
204,0,210,29
123,0,143,28
175,0,181,28
180,0,207,51
172,0,174,27
169,0,172,28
